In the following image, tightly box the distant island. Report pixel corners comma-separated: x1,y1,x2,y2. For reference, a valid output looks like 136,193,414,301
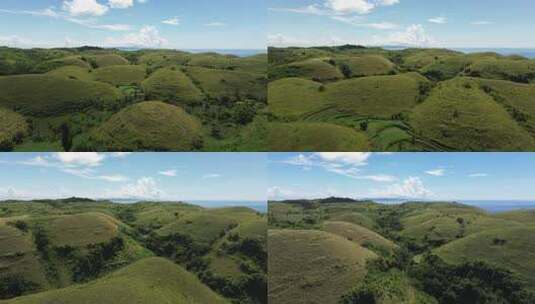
0,46,267,152
0,198,266,303
266,45,535,151
268,198,535,304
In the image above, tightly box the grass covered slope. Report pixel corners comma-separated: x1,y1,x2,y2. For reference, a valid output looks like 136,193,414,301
435,227,535,290
269,199,535,303
141,68,204,105
267,122,370,151
268,46,535,151
89,101,203,151
268,229,376,304
409,77,535,150
0,75,121,116
0,199,267,303
0,46,267,152
92,65,146,87
0,108,29,150
1,257,229,304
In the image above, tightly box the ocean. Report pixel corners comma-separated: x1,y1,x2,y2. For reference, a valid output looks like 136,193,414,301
108,199,267,213
371,198,535,213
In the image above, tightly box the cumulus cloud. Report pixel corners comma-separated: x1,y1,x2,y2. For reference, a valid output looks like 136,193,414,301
105,25,167,47
372,177,433,198
370,24,436,47
162,17,180,26
62,0,109,16
54,152,106,167
426,168,445,176
109,177,163,199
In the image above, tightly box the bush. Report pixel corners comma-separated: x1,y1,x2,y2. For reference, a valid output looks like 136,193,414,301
0,275,39,299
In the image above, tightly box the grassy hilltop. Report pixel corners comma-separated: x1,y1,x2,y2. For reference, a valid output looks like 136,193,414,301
0,46,267,152
267,45,535,151
0,198,267,304
268,198,535,304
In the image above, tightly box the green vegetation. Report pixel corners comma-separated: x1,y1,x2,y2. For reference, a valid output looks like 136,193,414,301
268,198,535,303
0,199,266,303
268,46,535,151
82,101,203,151
0,46,266,151
0,108,29,150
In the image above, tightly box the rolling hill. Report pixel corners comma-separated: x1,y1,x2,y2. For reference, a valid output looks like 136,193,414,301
269,199,535,303
0,199,267,304
268,45,535,151
0,46,266,152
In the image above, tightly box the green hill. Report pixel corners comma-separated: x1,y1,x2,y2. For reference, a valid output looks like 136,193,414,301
267,122,370,151
322,221,397,255
1,257,229,304
493,209,535,224
268,229,376,304
269,58,343,81
435,227,535,290
45,66,93,82
0,108,29,150
93,66,146,87
268,46,535,151
0,75,121,116
409,77,535,151
0,47,267,152
88,101,203,151
185,66,266,102
141,68,204,105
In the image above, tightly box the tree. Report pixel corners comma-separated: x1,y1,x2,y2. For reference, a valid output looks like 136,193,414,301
340,63,352,78
60,123,72,152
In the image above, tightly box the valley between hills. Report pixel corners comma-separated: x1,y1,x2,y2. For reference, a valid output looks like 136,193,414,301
268,197,535,304
0,198,266,304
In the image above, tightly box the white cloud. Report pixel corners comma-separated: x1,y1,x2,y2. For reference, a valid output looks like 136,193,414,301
471,21,493,25
469,173,488,178
66,17,131,31
62,0,109,16
205,22,226,27
54,152,105,167
373,177,433,198
105,25,167,47
203,173,222,179
108,0,133,9
267,186,296,200
159,169,177,177
426,168,445,176
162,17,180,26
271,0,399,16
110,152,131,158
330,15,398,29
370,24,436,47
109,177,163,199
281,153,395,182
316,152,372,165
428,16,447,24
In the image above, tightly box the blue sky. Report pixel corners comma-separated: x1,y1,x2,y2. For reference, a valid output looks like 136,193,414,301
268,153,535,201
0,153,267,201
0,0,266,49
269,0,535,48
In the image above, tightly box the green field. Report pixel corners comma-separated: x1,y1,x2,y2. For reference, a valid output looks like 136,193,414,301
0,47,267,152
268,46,535,151
268,198,535,303
0,199,266,304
